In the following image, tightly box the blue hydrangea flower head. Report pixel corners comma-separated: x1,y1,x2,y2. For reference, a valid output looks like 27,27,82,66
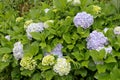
86,30,108,50
73,12,94,29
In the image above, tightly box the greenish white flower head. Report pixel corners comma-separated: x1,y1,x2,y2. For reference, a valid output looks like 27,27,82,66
92,5,101,14
24,20,33,29
114,26,120,35
2,54,10,62
26,22,44,39
5,35,10,41
44,20,54,28
42,55,55,66
16,17,23,22
20,57,37,70
73,12,94,29
13,41,24,60
53,58,71,76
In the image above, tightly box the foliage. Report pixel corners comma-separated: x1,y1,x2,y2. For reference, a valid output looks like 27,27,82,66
0,0,120,80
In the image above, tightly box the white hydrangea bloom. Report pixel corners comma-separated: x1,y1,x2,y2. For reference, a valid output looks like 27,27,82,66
26,22,44,39
44,8,50,13
13,41,24,60
44,20,54,28
53,58,71,76
86,30,108,50
114,26,120,35
5,35,10,41
73,12,94,29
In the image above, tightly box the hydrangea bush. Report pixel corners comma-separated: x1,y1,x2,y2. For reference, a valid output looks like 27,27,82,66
0,0,120,80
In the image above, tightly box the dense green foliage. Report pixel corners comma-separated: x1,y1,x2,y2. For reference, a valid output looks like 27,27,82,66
0,0,120,80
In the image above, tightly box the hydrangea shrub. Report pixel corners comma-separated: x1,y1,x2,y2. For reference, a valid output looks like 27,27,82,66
0,0,120,80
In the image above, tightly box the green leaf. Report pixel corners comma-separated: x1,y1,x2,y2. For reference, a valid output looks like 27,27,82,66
67,45,74,50
72,51,84,61
96,64,107,73
88,60,96,71
0,47,11,54
21,69,34,77
40,42,46,49
95,72,110,80
63,33,71,44
0,62,9,72
11,67,21,80
105,56,116,63
81,60,89,68
41,70,56,80
110,66,120,80
53,0,67,10
34,54,43,61
24,41,39,57
77,27,83,34
31,32,41,40
37,63,51,71
31,73,42,80
79,68,87,77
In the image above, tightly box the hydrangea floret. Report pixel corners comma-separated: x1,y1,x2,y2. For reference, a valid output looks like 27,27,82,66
86,30,108,50
53,58,71,76
42,55,55,66
13,41,24,60
26,22,44,39
44,20,54,28
96,46,112,54
114,26,120,35
5,35,10,41
73,12,94,29
20,57,37,70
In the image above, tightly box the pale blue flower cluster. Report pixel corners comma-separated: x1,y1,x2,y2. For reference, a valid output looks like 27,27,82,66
44,44,63,58
13,41,24,60
26,22,44,39
86,30,108,50
73,12,94,29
